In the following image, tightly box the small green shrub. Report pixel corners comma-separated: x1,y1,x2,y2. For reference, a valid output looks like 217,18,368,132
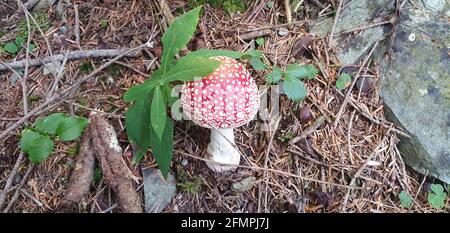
188,0,247,15
266,63,318,102
20,113,88,163
427,183,447,209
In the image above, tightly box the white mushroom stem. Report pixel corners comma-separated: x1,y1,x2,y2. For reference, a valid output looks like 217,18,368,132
206,128,240,172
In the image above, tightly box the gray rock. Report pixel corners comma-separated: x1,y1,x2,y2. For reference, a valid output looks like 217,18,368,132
143,168,177,213
311,0,450,182
422,0,447,12
379,5,450,183
9,69,23,84
59,25,68,34
231,176,256,192
181,159,189,167
43,61,61,76
310,0,394,65
34,0,57,11
277,28,289,36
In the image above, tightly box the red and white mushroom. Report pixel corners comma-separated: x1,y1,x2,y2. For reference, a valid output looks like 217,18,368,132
180,56,259,172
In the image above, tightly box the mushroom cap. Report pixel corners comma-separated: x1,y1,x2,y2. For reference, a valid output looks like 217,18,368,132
180,56,259,129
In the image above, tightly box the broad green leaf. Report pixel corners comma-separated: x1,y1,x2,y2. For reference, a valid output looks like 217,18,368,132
4,42,18,54
283,76,307,101
336,73,352,90
182,49,244,60
56,116,89,141
163,57,221,83
20,129,54,163
128,91,153,164
162,84,178,107
256,37,265,46
399,190,413,208
249,57,267,71
285,64,318,80
149,119,174,180
266,66,282,84
427,184,446,209
160,6,202,74
34,112,66,135
15,36,25,47
431,183,444,194
123,69,163,102
151,86,167,140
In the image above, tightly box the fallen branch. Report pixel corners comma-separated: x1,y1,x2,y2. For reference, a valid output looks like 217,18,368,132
284,0,293,29
0,152,24,210
65,128,95,203
89,114,142,213
3,164,35,213
219,30,271,44
0,49,141,71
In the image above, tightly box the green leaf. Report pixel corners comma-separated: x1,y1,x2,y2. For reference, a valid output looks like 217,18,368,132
56,116,89,141
127,91,153,164
267,1,274,8
399,190,413,208
255,37,265,46
248,57,267,71
160,6,202,74
123,69,163,102
427,184,446,209
20,129,54,163
15,36,25,48
34,112,66,135
163,57,222,83
149,119,174,180
4,42,18,54
431,183,445,194
266,66,282,84
285,64,318,80
336,73,352,90
283,76,307,101
151,86,167,140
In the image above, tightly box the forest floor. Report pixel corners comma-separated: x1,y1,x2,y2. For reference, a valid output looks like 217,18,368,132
0,0,447,213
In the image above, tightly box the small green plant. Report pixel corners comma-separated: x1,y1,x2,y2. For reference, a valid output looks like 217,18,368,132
427,183,447,209
266,64,318,101
18,12,50,38
123,6,263,179
255,37,265,47
3,36,24,55
99,20,109,29
93,165,103,185
399,190,413,208
277,132,295,143
336,73,352,90
188,0,247,15
20,113,88,163
2,35,37,56
79,62,94,74
177,167,202,194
